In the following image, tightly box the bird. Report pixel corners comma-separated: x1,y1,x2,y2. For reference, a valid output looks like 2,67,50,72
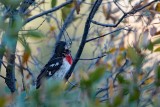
36,41,73,89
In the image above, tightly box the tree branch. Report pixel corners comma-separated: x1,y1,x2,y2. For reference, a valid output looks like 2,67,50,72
25,0,73,24
65,0,102,80
85,27,130,43
0,75,9,80
91,0,158,27
79,54,107,60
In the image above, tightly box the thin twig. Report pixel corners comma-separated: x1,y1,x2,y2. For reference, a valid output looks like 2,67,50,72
91,0,158,27
0,75,9,80
79,54,107,60
25,0,73,24
17,55,26,91
21,19,45,31
85,27,130,43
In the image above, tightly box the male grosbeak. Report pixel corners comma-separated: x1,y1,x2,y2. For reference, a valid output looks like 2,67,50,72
36,41,72,89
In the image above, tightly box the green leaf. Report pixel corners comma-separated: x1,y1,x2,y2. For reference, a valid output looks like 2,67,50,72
26,31,44,38
61,4,72,21
80,66,106,88
112,94,123,107
155,66,160,86
129,86,140,102
117,75,130,85
51,0,57,8
154,47,160,52
146,42,153,51
126,46,144,69
126,46,139,64
10,14,23,34
152,38,160,44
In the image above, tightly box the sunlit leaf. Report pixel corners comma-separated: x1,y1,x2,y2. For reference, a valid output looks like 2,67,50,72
49,26,56,32
61,8,70,21
51,0,57,8
145,77,154,85
155,2,160,12
22,43,31,65
102,5,108,19
154,47,160,52
107,48,116,54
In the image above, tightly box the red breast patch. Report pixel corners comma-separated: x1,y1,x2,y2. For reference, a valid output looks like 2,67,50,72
65,54,73,64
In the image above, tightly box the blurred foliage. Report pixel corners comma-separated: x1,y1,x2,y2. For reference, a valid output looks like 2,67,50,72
0,0,160,107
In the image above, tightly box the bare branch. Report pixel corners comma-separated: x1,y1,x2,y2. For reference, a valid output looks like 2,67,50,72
25,0,73,24
65,0,103,80
91,0,158,27
79,54,107,60
85,27,130,43
0,75,9,80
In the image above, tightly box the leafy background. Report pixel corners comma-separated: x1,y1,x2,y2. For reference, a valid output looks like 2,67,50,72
0,0,160,107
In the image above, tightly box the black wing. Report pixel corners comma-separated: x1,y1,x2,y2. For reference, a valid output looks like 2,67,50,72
36,56,63,89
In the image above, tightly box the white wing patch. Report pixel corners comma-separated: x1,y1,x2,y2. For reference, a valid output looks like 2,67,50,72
48,71,52,76
50,62,59,67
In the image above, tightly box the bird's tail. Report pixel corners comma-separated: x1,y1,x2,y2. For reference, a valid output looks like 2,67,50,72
36,69,47,89
36,78,41,89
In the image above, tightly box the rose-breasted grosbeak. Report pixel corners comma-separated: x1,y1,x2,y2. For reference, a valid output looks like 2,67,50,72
36,41,72,89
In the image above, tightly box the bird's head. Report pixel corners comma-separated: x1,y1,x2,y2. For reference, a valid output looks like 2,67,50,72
55,41,71,57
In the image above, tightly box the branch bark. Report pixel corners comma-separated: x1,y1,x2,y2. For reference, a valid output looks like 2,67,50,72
5,15,20,93
65,0,102,80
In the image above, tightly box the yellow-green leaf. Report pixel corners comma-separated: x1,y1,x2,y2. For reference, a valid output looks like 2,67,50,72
61,4,73,21
155,2,160,12
80,66,106,88
155,66,160,86
51,0,57,8
26,31,44,38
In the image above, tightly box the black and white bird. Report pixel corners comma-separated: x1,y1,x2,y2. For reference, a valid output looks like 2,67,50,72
36,41,72,89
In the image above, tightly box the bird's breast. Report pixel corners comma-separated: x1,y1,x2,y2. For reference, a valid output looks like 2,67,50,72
53,58,71,79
